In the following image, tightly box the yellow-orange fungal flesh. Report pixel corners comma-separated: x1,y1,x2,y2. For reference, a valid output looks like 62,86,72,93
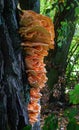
19,10,55,125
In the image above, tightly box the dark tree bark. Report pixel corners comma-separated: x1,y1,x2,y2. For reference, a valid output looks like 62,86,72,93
0,0,41,130
0,0,29,130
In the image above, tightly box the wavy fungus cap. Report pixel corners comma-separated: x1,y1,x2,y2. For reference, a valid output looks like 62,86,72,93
19,10,55,49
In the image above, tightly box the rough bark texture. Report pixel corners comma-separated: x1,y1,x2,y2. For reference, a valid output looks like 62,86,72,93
0,0,29,130
0,0,41,130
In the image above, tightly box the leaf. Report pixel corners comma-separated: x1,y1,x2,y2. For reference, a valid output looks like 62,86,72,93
42,114,58,130
67,122,79,130
22,125,32,130
64,108,78,121
69,84,79,104
42,125,48,130
75,7,79,16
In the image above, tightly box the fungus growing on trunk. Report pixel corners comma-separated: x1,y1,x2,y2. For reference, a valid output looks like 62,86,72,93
19,10,55,125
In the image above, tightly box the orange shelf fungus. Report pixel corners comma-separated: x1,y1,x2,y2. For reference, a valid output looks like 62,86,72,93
19,10,55,125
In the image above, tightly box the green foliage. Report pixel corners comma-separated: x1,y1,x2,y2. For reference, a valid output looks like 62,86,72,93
64,108,79,130
75,7,79,16
42,114,58,130
57,20,69,47
66,24,79,91
69,84,79,104
42,108,79,130
64,108,78,120
40,0,58,20
67,122,79,130
22,125,32,130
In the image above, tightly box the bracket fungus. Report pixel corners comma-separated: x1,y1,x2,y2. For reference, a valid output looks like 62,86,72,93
19,10,55,125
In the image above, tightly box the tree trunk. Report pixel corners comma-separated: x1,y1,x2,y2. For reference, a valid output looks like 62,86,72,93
47,0,77,102
0,0,29,130
0,0,41,130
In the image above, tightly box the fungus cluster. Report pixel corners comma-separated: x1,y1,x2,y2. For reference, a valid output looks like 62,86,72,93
19,10,55,125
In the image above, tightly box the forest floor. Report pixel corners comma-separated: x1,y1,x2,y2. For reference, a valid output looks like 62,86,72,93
40,85,79,130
